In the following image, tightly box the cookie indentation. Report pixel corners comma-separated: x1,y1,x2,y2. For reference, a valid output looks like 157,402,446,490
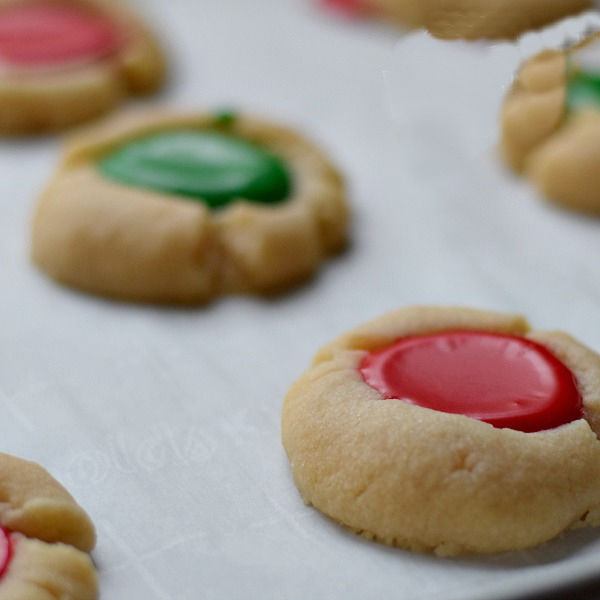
0,3,122,67
568,38,600,112
359,331,583,432
98,130,293,209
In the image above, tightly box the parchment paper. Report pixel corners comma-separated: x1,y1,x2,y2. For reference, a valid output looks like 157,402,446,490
2,1,600,598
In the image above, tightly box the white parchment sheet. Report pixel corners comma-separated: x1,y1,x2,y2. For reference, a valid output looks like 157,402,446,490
3,1,600,598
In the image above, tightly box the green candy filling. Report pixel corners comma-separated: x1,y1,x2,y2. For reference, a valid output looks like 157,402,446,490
567,69,600,113
98,130,292,209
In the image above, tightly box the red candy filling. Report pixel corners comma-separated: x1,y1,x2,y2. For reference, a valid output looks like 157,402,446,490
359,331,583,433
0,3,122,67
0,528,13,580
318,0,367,17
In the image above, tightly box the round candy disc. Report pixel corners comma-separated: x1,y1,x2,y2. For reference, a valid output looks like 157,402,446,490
98,130,293,209
359,331,583,433
0,528,13,579
0,3,122,67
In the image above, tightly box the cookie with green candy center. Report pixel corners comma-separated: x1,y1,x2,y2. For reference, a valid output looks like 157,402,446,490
32,110,349,303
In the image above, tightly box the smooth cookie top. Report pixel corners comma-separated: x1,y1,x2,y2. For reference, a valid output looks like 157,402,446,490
0,3,122,67
98,129,293,209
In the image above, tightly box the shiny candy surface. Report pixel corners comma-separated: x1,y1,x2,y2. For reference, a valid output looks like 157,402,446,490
359,330,583,433
99,130,292,209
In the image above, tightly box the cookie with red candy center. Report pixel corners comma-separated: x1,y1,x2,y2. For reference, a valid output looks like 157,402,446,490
0,452,97,598
0,0,165,134
282,306,600,555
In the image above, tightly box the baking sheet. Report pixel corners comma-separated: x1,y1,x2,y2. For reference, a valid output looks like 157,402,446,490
3,1,600,598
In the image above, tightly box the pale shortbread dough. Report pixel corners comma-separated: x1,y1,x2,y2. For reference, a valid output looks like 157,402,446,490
501,33,600,214
0,452,97,598
0,535,97,600
32,110,349,304
282,306,600,556
0,0,165,134
365,0,590,39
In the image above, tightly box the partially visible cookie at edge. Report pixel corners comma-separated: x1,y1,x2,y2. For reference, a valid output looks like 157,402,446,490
0,0,165,134
0,452,98,598
501,32,600,214
321,0,590,39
